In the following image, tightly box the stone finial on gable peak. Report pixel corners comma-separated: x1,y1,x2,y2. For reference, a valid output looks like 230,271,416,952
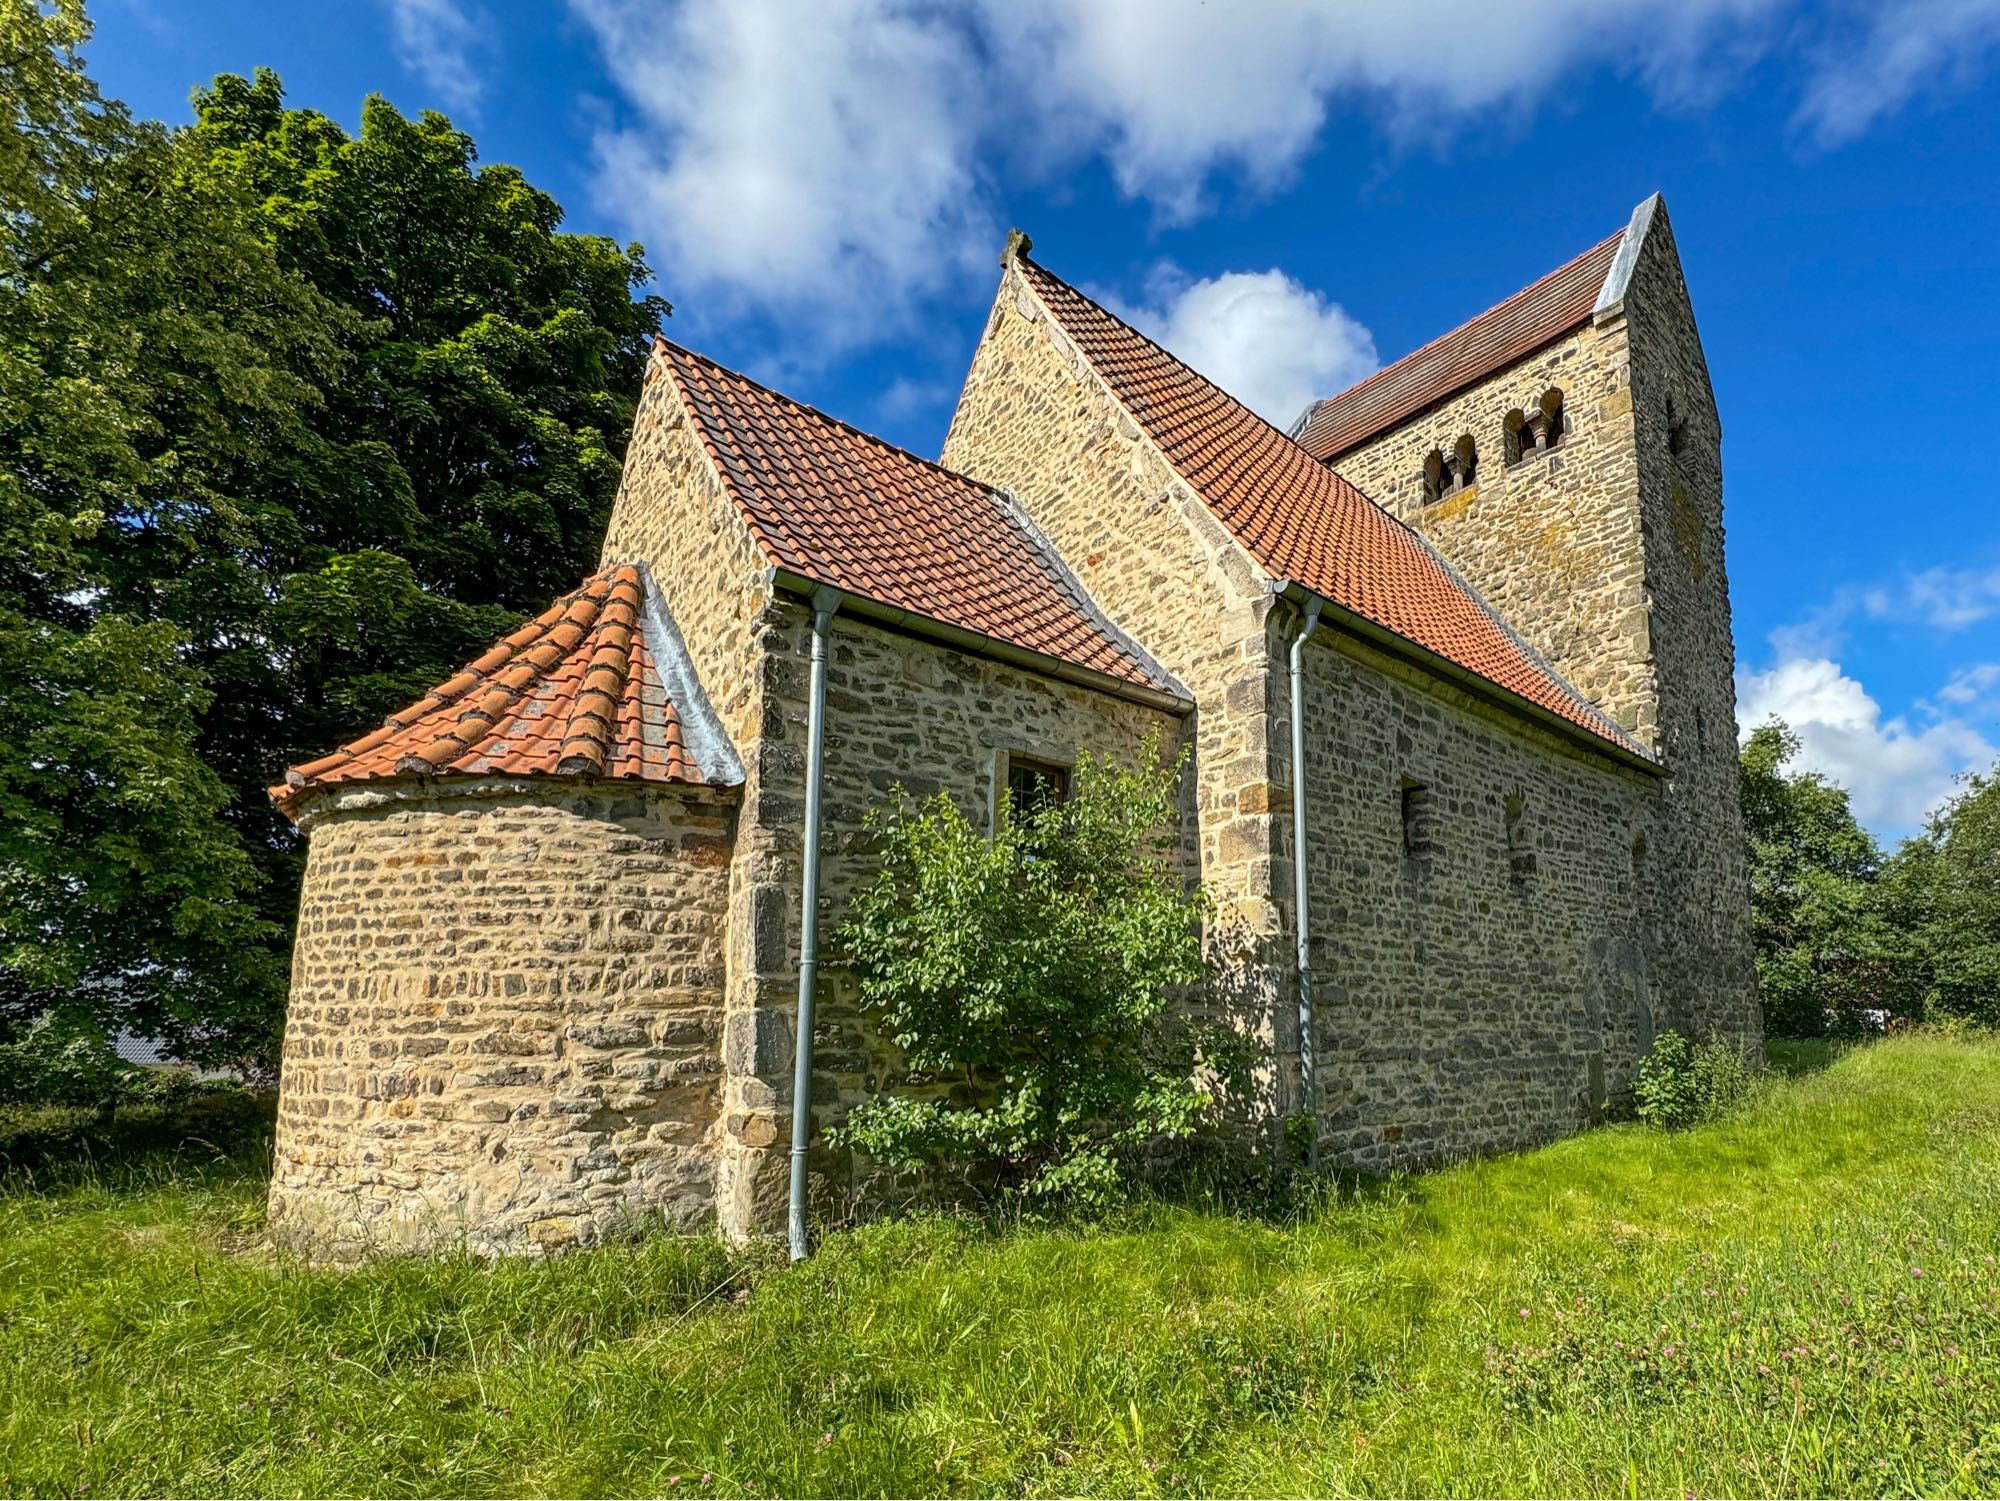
1001,228,1034,269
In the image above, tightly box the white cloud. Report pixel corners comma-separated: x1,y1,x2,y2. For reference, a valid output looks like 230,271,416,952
1736,656,1995,833
1793,0,2000,146
384,0,488,113
1938,662,2000,706
577,0,993,348
981,0,1777,216
1863,564,2000,631
1109,266,1379,425
573,0,2000,350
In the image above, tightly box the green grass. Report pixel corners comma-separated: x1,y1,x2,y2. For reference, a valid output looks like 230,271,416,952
1,1034,1996,1498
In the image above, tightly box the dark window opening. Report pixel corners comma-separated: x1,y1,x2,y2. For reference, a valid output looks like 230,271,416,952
1005,755,1071,824
1667,396,1691,460
1420,437,1478,503
1504,791,1536,884
1400,780,1435,862
1504,387,1566,465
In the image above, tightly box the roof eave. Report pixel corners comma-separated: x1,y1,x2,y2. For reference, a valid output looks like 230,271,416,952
272,767,740,831
1269,580,1664,776
765,566,1195,715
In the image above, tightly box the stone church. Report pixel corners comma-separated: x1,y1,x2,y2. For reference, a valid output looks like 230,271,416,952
267,194,1758,1258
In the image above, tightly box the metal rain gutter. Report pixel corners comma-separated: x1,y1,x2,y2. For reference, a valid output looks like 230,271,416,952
787,584,841,1261
1267,580,1662,778
1287,594,1323,1167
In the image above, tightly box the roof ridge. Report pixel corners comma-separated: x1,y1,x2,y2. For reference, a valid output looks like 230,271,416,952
1017,252,1306,454
1297,226,1624,435
654,336,998,498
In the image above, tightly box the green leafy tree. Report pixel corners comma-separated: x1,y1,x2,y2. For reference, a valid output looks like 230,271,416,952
1,0,324,1061
177,69,669,936
2,7,667,1068
833,743,1232,1208
1739,721,1888,1036
1880,765,2000,1027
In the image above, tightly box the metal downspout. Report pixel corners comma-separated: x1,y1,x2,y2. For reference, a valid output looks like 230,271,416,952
788,586,841,1261
1289,596,1323,1168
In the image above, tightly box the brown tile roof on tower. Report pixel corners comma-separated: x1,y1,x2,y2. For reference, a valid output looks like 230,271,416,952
271,564,737,819
1013,252,1652,764
1291,228,1626,462
653,338,1179,702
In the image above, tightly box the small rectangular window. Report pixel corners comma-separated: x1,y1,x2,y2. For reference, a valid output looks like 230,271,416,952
1400,780,1434,861
1504,791,1536,884
1001,754,1070,826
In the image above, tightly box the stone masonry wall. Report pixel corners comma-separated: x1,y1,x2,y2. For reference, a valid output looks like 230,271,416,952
268,779,735,1259
594,355,788,1241
1620,211,1760,1047
1294,628,1661,1169
941,267,1297,1128
1329,314,1658,746
723,602,1181,1234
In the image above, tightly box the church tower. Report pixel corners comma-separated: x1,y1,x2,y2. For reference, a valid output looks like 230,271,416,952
1294,195,1757,1046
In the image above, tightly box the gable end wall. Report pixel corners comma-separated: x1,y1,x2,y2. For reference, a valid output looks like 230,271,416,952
1327,316,1657,745
941,268,1297,1134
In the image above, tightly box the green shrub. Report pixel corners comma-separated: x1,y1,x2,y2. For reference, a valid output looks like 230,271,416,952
0,1016,132,1112
831,737,1236,1209
0,1015,235,1119
1633,1029,1751,1129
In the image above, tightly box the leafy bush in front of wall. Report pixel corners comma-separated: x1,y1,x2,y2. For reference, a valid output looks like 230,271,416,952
1633,1029,1751,1129
832,737,1235,1210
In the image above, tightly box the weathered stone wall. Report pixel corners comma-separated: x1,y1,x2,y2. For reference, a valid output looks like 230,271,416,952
1329,312,1658,745
1293,628,1660,1168
592,353,790,1240
1327,208,1757,1052
723,603,1182,1234
941,266,1295,1126
1619,211,1760,1047
268,779,736,1259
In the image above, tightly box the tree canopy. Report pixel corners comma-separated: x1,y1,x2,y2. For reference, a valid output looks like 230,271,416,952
1738,721,1889,1036
0,1,667,1064
1881,768,2000,1028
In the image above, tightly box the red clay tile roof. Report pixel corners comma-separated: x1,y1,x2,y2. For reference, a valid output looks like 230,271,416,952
1014,253,1652,763
653,338,1177,699
272,564,731,819
1292,229,1625,462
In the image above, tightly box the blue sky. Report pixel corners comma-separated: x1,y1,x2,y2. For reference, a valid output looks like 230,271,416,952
92,0,2000,840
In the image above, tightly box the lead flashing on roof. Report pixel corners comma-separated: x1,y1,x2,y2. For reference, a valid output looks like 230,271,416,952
1594,192,1662,318
987,485,1192,704
633,560,746,787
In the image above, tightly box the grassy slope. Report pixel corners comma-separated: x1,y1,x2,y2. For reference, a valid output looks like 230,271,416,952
0,1035,1995,1498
